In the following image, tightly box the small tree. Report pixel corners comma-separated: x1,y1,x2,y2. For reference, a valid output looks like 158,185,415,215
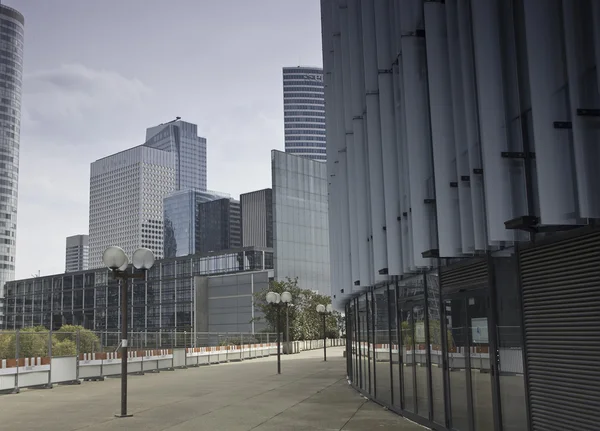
252,277,341,341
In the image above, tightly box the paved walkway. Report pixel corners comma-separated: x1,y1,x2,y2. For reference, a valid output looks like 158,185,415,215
0,347,425,431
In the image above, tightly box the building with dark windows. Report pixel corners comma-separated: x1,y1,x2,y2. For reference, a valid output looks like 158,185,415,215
322,1,600,430
0,5,24,328
65,234,89,272
198,198,241,254
3,247,273,335
283,66,327,162
144,118,207,191
163,189,231,258
240,188,273,248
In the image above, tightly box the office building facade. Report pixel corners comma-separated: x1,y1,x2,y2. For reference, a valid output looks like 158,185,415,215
322,1,600,430
240,188,273,248
272,150,330,296
3,247,273,334
144,119,207,191
283,66,327,161
163,189,231,258
89,146,175,269
198,198,241,254
65,234,89,272
0,5,24,327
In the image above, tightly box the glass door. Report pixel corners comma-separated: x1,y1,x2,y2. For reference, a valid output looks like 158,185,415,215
445,292,497,431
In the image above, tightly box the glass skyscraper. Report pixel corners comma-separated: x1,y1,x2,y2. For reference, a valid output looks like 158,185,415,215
144,119,207,191
0,5,24,327
163,190,231,258
282,66,327,162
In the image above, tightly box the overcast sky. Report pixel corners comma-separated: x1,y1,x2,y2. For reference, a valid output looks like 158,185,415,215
7,0,323,278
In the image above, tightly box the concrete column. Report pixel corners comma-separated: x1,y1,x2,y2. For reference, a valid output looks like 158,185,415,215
456,0,487,251
423,1,462,258
445,0,474,254
561,0,600,219
470,0,517,242
374,0,403,276
399,0,435,269
348,0,373,287
338,1,360,286
522,0,576,225
361,0,389,282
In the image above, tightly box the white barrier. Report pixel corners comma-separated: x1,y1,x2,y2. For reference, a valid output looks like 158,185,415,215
0,339,346,393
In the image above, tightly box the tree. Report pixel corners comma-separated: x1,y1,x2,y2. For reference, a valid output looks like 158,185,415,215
252,277,342,341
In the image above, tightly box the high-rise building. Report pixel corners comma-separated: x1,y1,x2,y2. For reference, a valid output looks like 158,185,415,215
144,118,207,191
322,1,600,430
65,234,89,272
271,151,330,295
197,198,241,254
0,5,24,326
89,146,175,269
240,189,273,248
282,66,327,162
163,189,231,258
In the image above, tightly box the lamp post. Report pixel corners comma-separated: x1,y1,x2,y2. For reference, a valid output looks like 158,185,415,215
266,290,291,374
102,246,155,418
281,291,293,354
316,304,333,362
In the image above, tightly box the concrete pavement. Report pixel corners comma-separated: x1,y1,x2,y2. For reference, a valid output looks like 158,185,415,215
0,347,425,431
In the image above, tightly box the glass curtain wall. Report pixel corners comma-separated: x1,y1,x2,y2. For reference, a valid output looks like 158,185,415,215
346,262,527,431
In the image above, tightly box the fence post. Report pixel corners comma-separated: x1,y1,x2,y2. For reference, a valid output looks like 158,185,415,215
240,333,243,361
75,329,80,382
47,330,53,388
13,329,19,394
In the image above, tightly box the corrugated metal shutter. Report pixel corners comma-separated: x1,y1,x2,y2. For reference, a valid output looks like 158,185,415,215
440,258,489,291
519,230,600,431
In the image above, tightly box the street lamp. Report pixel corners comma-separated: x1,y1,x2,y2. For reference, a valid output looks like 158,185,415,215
280,291,293,354
102,246,155,418
316,304,333,361
266,290,291,374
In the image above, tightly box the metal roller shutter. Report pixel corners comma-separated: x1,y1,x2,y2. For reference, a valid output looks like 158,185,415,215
440,258,489,291
519,230,600,431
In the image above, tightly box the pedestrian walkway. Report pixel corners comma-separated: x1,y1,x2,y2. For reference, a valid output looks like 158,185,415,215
0,347,425,431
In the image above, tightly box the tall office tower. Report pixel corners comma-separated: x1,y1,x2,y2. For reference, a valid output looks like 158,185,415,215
89,146,175,269
240,188,273,248
197,198,241,254
163,189,231,258
271,151,330,295
65,234,89,272
144,118,207,191
282,66,327,161
0,5,24,326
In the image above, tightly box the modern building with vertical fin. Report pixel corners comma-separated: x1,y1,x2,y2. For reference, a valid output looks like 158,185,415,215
0,5,24,327
282,66,327,161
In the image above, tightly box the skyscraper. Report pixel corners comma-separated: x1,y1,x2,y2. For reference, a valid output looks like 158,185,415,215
163,189,231,258
197,198,241,254
65,234,89,272
88,146,175,269
144,118,207,191
240,189,273,248
0,5,24,326
282,67,327,162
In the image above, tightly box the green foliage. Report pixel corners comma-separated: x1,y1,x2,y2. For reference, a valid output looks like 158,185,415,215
252,277,342,341
0,325,100,359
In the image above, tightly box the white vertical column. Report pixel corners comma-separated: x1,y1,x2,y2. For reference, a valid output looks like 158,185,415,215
445,0,474,254
331,4,353,292
374,0,403,276
561,0,600,219
338,1,361,286
471,0,516,242
423,1,462,258
593,1,600,98
456,0,487,251
361,0,388,281
348,0,373,287
522,0,576,225
399,0,434,269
